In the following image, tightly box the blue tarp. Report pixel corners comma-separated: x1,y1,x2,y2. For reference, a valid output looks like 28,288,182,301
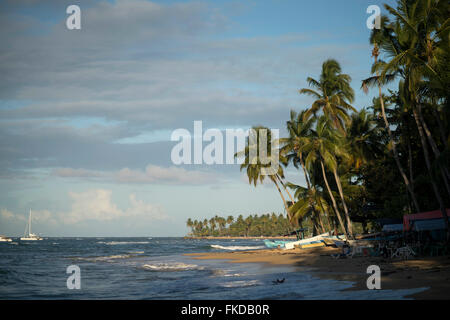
382,224,404,232
412,219,446,231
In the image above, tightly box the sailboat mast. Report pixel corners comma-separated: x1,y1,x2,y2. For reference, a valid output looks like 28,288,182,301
29,209,32,235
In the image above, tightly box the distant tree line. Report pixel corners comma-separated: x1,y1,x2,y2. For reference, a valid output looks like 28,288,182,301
186,214,293,237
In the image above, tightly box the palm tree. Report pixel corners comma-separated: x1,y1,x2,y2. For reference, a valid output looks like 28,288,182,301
362,41,422,213
299,59,356,133
287,183,331,234
372,0,449,235
236,126,294,223
218,216,227,236
186,218,194,235
302,116,352,239
281,110,326,232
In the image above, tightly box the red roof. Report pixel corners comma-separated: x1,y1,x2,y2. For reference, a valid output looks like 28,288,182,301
403,209,450,231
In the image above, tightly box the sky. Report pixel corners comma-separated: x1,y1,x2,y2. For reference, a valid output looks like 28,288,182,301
0,0,398,237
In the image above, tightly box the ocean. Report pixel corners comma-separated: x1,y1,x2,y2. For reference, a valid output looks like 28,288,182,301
0,237,427,300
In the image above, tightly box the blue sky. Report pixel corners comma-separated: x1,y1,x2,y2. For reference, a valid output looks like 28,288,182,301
0,0,398,236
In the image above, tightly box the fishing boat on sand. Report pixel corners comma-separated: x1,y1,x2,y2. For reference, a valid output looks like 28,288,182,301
264,233,347,249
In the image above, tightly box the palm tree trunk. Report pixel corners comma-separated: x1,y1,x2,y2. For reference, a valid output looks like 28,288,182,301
272,178,292,222
299,155,326,232
412,106,449,240
417,104,450,196
432,106,448,150
276,175,296,205
317,198,333,232
378,83,421,212
317,212,326,234
372,46,420,212
333,169,354,239
320,160,349,240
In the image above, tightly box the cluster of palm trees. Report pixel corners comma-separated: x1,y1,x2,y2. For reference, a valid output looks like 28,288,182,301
235,0,449,240
186,214,292,237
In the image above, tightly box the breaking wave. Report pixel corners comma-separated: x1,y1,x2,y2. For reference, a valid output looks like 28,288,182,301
74,254,137,262
210,245,265,251
220,280,261,288
142,262,204,271
97,241,150,245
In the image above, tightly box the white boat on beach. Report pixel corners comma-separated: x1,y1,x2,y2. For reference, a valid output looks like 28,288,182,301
0,235,13,242
283,233,328,249
283,232,347,250
20,209,43,241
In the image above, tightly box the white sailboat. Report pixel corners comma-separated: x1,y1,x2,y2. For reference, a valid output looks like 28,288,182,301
0,235,13,242
20,209,43,241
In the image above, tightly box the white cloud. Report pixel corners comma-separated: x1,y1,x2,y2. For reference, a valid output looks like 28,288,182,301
59,189,167,224
1,190,167,226
0,208,16,220
52,164,219,185
0,208,56,224
116,165,218,185
52,168,105,178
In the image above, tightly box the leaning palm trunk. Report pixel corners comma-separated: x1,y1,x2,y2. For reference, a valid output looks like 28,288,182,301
370,45,421,213
379,87,421,212
272,177,293,224
332,169,354,239
276,174,296,205
417,104,450,197
320,160,349,239
298,154,327,233
412,106,450,240
317,198,333,232
431,107,448,150
316,212,327,234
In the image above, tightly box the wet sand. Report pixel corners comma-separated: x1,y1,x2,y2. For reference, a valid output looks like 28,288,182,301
185,247,450,299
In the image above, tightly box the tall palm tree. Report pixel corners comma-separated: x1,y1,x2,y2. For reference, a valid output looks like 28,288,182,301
303,116,353,239
361,39,418,213
372,0,449,235
281,110,327,232
236,126,294,223
299,59,356,133
345,108,382,170
287,183,331,234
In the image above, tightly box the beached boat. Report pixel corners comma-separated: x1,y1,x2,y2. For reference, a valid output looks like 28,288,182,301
283,233,330,249
263,239,293,249
299,242,325,249
264,232,347,249
20,209,43,241
0,235,13,242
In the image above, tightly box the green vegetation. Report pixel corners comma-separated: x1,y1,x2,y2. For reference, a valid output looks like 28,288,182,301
186,214,292,237
187,0,450,239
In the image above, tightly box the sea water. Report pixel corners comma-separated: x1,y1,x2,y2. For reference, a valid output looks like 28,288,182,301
0,237,427,299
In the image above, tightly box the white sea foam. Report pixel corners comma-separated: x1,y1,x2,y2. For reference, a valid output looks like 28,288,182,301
221,280,260,288
97,241,150,245
75,254,136,262
211,269,245,277
210,245,265,251
142,262,203,271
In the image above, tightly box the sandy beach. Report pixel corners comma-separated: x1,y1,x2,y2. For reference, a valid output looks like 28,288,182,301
186,247,450,299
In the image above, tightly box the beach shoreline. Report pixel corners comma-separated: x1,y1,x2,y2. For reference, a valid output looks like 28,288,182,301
184,236,297,240
185,247,450,299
